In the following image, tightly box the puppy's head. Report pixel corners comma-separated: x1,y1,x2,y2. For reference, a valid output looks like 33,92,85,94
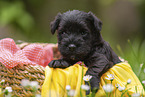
50,10,103,61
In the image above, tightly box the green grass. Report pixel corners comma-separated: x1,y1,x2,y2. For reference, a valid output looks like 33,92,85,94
117,39,145,88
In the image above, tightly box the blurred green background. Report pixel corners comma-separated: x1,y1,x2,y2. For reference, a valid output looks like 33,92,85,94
0,0,145,81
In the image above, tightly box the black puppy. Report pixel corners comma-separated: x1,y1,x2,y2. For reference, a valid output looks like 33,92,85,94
48,10,121,94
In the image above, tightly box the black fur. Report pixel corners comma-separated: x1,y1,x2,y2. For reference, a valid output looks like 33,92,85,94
49,10,121,94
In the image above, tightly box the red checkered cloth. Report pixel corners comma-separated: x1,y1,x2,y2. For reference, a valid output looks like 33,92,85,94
0,38,53,69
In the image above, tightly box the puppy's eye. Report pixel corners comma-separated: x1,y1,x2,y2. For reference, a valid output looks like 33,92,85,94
81,32,87,35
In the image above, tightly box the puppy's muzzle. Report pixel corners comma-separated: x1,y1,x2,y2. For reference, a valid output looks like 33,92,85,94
68,44,76,51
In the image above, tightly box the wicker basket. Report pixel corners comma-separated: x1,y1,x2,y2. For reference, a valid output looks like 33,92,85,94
0,43,60,97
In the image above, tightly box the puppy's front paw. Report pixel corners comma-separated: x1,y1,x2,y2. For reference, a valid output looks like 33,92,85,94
48,59,70,68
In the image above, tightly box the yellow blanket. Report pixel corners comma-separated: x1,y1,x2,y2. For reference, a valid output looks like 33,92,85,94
42,62,144,97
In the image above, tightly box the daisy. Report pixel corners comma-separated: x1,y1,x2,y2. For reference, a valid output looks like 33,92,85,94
30,81,39,89
5,87,12,92
115,83,120,88
83,75,92,82
140,63,143,68
35,94,41,97
142,80,145,86
105,74,114,81
132,93,140,97
118,86,125,92
103,84,114,93
21,79,30,87
81,85,90,91
66,85,71,90
127,79,131,84
0,79,5,84
68,90,75,96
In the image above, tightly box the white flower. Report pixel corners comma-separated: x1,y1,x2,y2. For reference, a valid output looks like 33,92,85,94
144,68,145,73
5,93,12,97
142,80,145,84
127,79,131,84
35,94,41,97
132,93,140,97
140,63,143,68
119,57,128,62
81,85,90,91
68,90,75,96
105,74,114,81
118,86,125,92
5,87,12,92
103,84,114,93
83,75,92,82
119,57,125,62
115,83,120,88
30,81,39,89
21,79,30,87
142,80,145,86
66,85,71,90
0,79,5,83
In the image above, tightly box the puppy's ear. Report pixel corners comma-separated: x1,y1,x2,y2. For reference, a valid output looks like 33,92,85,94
88,12,102,32
50,13,62,35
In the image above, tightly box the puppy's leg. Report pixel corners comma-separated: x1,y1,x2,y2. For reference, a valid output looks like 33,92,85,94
85,53,113,95
48,59,71,68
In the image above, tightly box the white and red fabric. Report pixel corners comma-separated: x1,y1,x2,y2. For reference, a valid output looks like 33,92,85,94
0,38,53,69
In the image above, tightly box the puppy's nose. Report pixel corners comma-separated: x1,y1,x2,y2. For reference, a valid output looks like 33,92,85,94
68,44,76,51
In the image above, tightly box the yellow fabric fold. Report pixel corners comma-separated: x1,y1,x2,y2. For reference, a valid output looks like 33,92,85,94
42,62,145,97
